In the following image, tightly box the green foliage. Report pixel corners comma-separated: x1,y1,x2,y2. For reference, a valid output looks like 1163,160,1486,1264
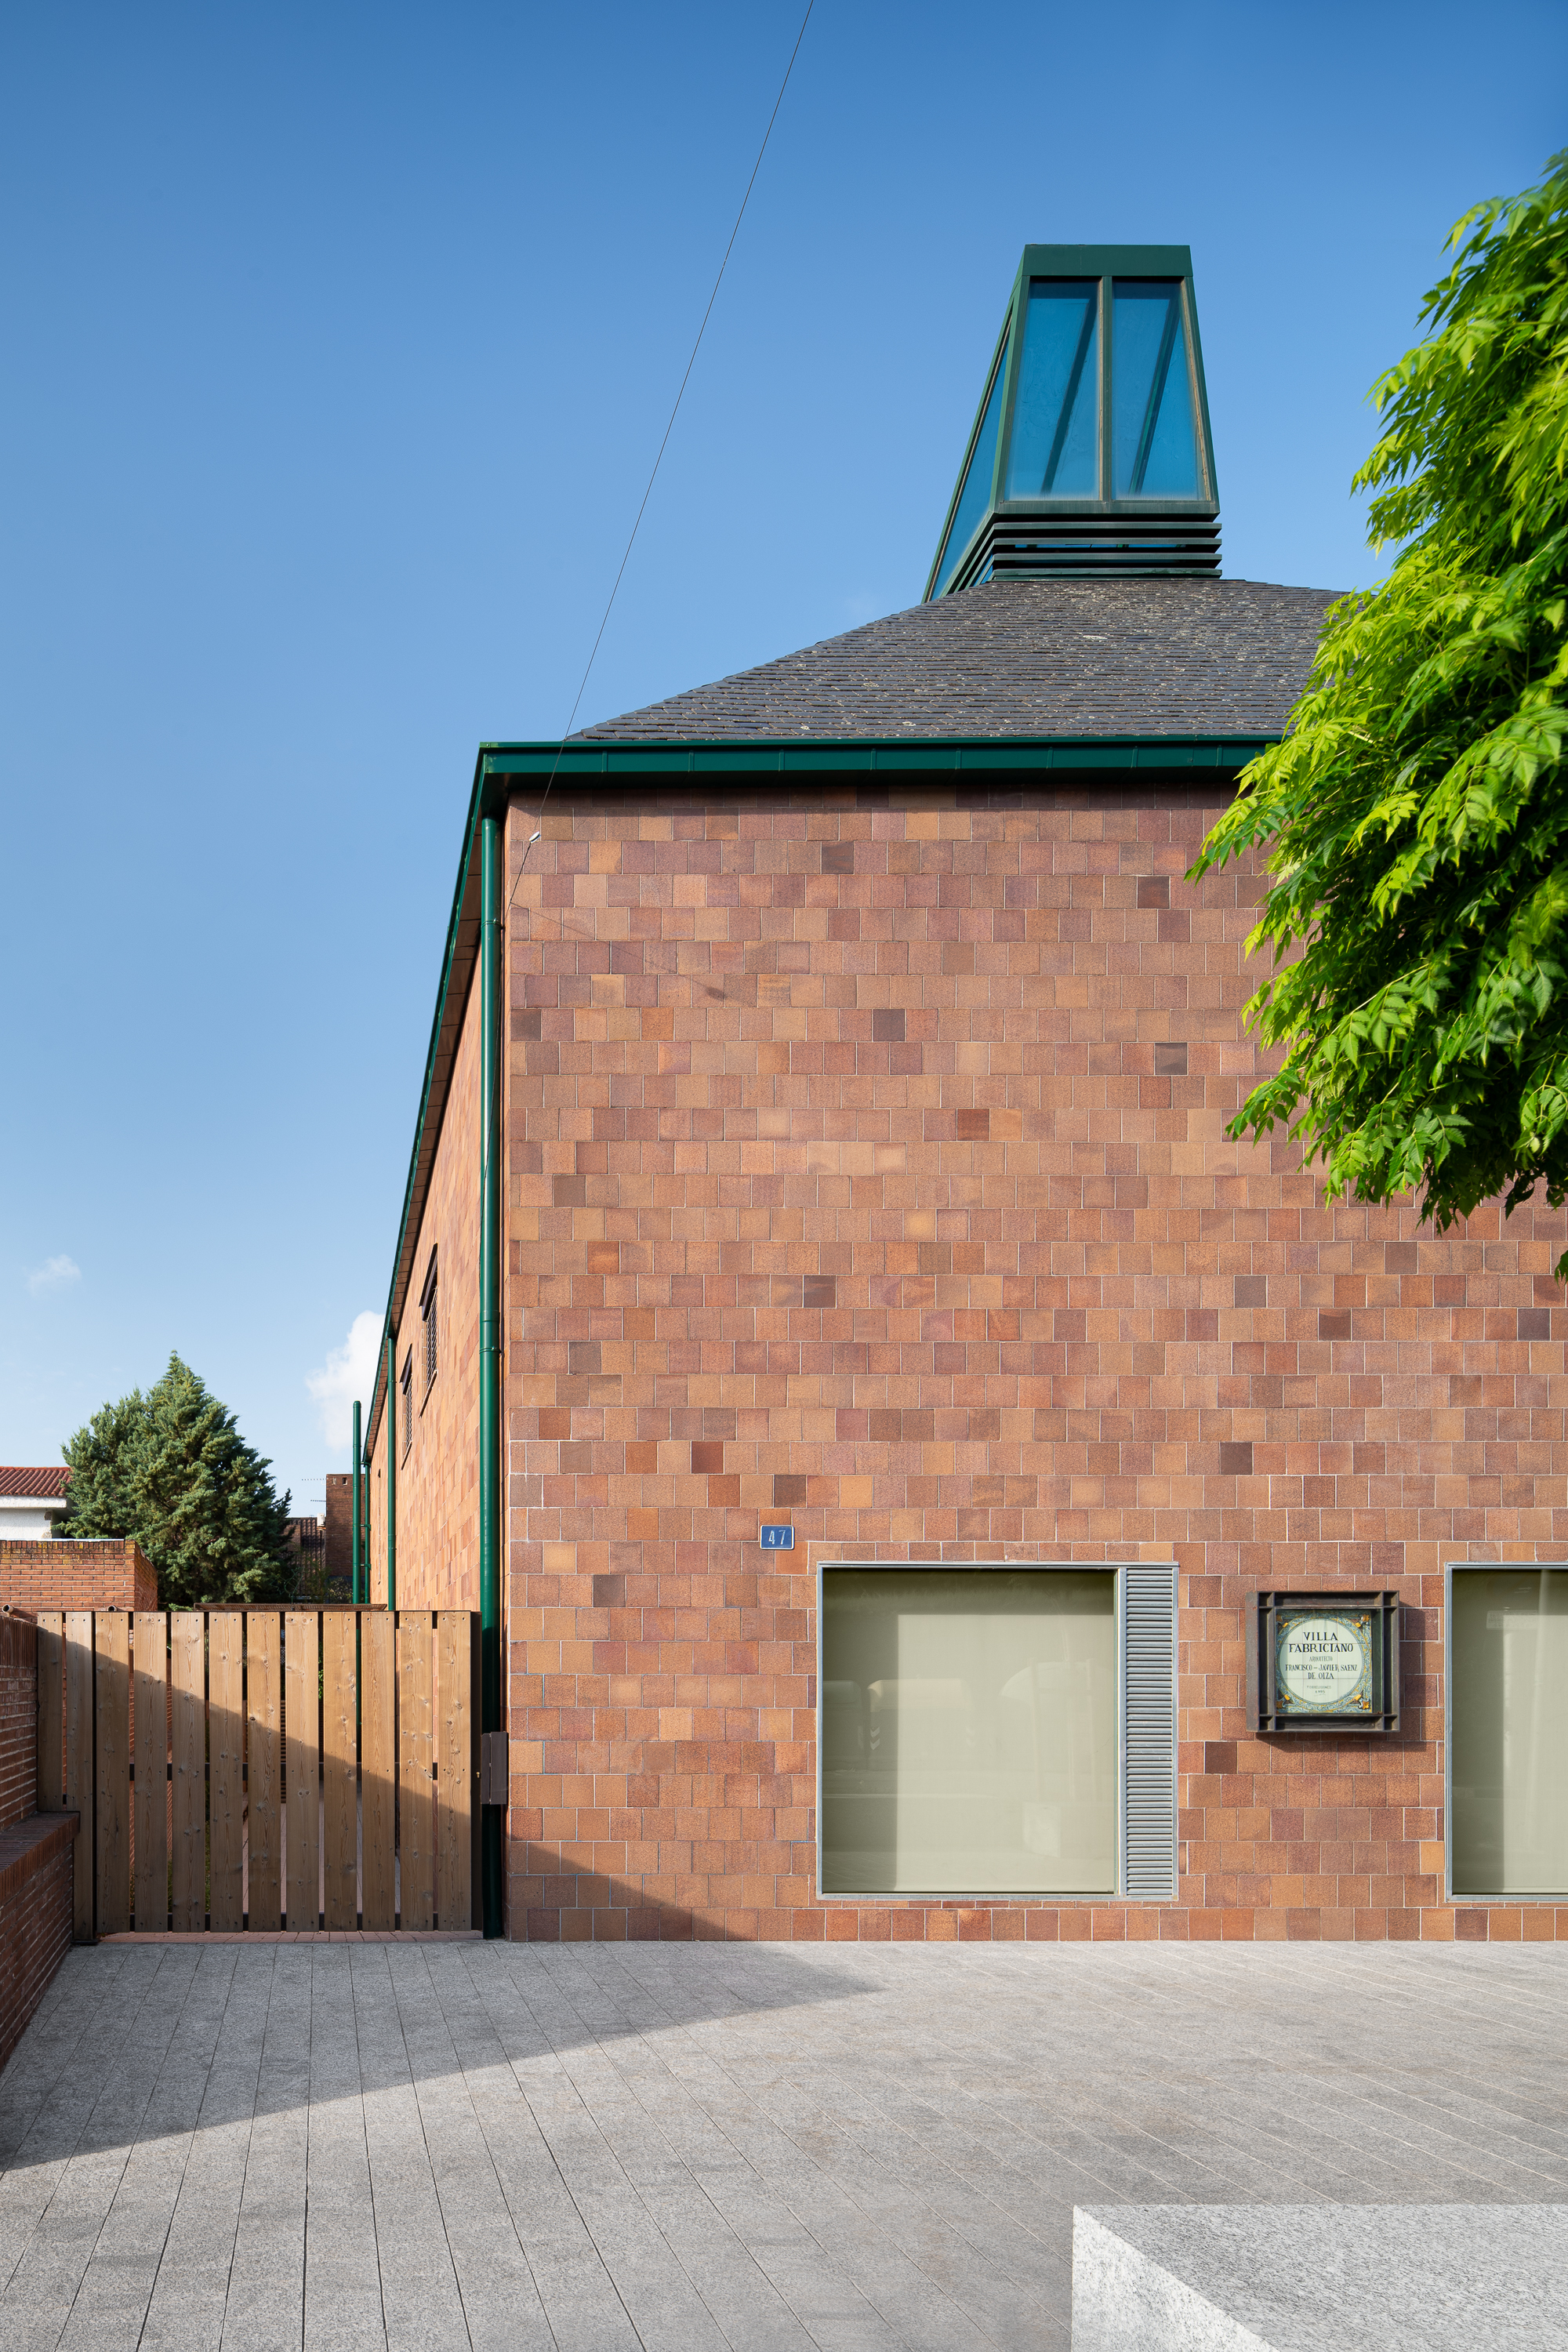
61,1352,297,1607
1192,154,1568,1268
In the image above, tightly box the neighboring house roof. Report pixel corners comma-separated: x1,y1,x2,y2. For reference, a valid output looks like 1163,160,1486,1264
572,576,1340,744
0,1468,71,1499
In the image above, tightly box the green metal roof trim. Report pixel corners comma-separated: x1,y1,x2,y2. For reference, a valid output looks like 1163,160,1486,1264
364,731,1268,1457
481,733,1272,778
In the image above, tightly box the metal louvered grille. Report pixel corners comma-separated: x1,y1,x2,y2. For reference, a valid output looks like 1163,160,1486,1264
946,511,1221,593
1123,1563,1178,1900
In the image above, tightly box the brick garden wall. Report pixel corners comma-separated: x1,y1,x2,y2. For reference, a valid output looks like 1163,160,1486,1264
0,1540,158,1613
0,1610,76,2074
492,782,1568,1945
0,1614,37,1830
0,1840,74,2072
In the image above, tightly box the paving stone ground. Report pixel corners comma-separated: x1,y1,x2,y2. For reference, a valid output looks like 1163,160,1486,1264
1,1940,1566,2350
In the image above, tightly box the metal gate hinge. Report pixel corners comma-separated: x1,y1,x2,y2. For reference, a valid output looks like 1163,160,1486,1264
479,1731,510,1807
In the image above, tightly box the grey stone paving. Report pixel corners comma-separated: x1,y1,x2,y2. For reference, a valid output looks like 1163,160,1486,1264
1,1940,1566,2350
1072,2205,1568,2350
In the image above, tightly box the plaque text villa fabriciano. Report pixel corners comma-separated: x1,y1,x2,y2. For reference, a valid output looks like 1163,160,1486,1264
1249,1592,1401,1734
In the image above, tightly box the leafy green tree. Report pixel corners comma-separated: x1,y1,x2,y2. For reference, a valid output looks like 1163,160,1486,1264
61,1352,296,1606
1194,154,1568,1265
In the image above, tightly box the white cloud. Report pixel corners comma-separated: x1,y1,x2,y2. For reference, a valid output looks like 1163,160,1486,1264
305,1311,382,1454
27,1254,81,1297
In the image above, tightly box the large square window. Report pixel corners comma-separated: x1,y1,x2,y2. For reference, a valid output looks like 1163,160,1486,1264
820,1565,1116,1895
1450,1566,1568,1896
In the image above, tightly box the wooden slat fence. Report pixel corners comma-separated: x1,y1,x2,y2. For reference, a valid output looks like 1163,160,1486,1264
35,1609,477,1936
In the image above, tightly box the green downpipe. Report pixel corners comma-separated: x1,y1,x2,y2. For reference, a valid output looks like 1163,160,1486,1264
385,1330,397,1612
351,1399,362,1604
479,811,503,1939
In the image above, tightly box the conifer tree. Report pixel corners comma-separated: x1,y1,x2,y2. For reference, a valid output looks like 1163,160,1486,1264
61,1353,296,1606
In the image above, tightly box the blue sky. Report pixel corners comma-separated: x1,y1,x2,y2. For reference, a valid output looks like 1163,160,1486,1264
2,1,1563,1511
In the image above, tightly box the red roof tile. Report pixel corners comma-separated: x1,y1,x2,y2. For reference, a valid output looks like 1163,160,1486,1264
0,1468,71,1499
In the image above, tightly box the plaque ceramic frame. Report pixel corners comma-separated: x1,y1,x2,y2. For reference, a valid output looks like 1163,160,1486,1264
1247,1591,1400,1734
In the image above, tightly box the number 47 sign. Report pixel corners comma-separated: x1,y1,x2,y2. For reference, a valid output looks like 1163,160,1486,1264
760,1524,795,1550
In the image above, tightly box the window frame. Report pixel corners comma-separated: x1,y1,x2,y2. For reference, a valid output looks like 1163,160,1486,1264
813,1557,1177,1903
1445,1559,1568,1901
400,1348,413,1459
993,267,1212,512
419,1246,438,1400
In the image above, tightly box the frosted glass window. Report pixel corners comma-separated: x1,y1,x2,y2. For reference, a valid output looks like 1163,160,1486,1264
820,1567,1116,1894
1005,280,1099,499
933,334,1007,595
1112,281,1199,499
1451,1569,1568,1894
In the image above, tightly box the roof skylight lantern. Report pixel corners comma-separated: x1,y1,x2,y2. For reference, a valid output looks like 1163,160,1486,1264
925,245,1219,597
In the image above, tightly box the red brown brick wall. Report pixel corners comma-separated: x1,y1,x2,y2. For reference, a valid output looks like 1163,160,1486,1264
368,942,485,1613
0,1610,77,2072
0,1837,74,2075
0,1541,158,1613
0,1613,38,1831
497,782,1568,1944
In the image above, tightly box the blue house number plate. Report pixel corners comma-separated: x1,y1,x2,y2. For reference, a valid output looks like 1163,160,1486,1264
760,1524,795,1550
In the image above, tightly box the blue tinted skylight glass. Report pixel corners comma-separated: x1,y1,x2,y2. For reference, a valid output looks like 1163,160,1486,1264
934,333,1007,592
1112,281,1199,499
1004,281,1098,499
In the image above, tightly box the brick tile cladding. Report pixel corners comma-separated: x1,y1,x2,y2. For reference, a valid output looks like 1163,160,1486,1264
491,783,1568,1946
375,946,485,1612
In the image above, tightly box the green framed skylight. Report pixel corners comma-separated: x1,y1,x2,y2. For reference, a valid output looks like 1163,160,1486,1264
926,245,1219,596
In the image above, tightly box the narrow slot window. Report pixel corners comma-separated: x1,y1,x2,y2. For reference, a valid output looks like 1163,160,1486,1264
400,1351,413,1458
420,1247,438,1395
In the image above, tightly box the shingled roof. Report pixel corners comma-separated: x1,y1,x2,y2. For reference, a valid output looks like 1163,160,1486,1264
574,575,1339,743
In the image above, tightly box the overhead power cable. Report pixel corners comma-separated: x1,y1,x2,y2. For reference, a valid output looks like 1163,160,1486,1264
506,0,815,910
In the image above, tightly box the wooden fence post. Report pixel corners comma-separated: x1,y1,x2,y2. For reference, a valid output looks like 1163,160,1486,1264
133,1613,169,1931
285,1611,321,1931
209,1613,245,1930
64,1612,95,1942
397,1614,434,1930
95,1613,131,1935
322,1611,358,1929
361,1612,396,1930
437,1612,477,1930
248,1612,281,1931
169,1613,206,1931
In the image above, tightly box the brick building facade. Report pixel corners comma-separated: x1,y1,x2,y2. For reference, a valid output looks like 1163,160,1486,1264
362,250,1568,1944
363,583,1568,1945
